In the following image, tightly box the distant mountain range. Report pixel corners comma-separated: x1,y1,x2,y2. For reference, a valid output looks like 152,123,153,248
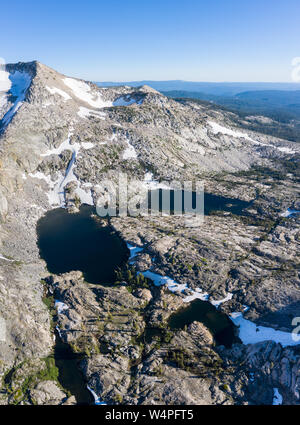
96,80,300,95
161,89,300,119
96,81,300,142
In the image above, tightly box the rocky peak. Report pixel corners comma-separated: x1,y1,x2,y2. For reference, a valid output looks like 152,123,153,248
138,84,161,95
4,60,38,77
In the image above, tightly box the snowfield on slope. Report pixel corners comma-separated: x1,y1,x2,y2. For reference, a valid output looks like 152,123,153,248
273,388,283,405
207,120,297,155
122,138,138,160
208,121,256,142
280,208,300,218
63,77,112,109
77,106,106,119
46,86,71,101
32,133,95,207
230,312,299,347
0,70,32,126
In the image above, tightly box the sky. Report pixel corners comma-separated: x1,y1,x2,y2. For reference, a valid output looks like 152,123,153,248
1,0,300,82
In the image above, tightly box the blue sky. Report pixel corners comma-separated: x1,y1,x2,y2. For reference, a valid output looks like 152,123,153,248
1,0,300,82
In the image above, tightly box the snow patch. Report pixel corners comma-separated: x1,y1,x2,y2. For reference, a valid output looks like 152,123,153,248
122,139,138,160
31,133,80,206
29,171,62,206
182,288,210,303
143,172,170,190
81,142,95,150
277,146,296,155
210,293,233,308
77,106,106,119
273,388,283,405
208,121,255,142
54,300,69,314
138,264,238,311
230,312,299,347
141,271,189,293
87,385,107,405
58,142,80,190
0,70,32,127
63,77,112,109
41,137,76,157
75,186,93,206
0,68,11,92
34,133,95,207
280,208,300,218
140,269,232,305
127,243,143,259
46,86,71,101
208,121,297,155
122,145,137,160
0,254,13,262
29,171,53,185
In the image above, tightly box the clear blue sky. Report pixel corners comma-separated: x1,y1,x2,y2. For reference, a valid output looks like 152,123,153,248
1,0,300,82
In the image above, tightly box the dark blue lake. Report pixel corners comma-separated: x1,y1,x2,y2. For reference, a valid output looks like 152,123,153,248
37,205,129,284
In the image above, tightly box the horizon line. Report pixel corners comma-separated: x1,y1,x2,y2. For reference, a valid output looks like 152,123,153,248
95,79,300,84
4,61,299,85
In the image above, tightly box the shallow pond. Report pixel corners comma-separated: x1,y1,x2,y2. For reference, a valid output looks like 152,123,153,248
168,299,237,348
54,331,93,405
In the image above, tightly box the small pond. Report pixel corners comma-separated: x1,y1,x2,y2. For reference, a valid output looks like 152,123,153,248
168,299,238,348
54,330,93,405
